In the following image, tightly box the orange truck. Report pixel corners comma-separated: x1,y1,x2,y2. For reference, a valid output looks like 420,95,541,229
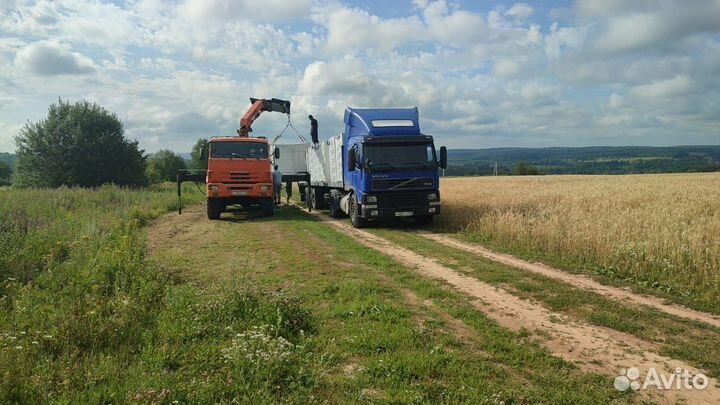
177,98,289,219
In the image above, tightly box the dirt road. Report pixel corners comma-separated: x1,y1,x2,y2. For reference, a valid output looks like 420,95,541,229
298,207,720,405
419,232,720,329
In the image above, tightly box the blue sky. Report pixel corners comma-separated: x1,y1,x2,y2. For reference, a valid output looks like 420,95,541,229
0,0,719,153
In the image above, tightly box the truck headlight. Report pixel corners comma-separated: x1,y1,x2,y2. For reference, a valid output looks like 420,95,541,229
211,185,219,191
260,185,269,191
428,193,438,200
366,195,377,203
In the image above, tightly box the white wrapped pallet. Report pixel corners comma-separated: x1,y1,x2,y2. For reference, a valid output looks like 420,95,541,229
306,141,329,185
327,135,343,187
306,135,343,188
271,143,309,176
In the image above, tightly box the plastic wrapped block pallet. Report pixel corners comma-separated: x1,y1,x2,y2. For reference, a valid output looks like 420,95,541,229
307,134,343,188
271,143,309,175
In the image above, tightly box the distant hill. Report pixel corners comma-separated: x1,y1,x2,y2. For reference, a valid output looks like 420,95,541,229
446,145,720,176
17,145,713,178
0,152,16,169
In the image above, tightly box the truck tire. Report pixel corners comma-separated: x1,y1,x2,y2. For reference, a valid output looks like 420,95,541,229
349,193,366,228
207,199,222,220
329,195,342,218
414,215,434,226
261,202,275,216
311,188,324,210
305,187,312,212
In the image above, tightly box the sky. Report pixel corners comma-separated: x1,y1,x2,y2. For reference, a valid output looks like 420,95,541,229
0,0,719,153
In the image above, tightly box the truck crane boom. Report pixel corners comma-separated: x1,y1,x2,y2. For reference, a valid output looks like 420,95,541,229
237,97,292,137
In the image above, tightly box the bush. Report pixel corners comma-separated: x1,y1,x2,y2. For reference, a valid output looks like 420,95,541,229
146,149,186,183
13,99,146,188
0,161,10,185
190,138,209,170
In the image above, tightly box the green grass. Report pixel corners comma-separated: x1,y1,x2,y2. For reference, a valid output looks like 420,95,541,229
1,185,639,404
0,185,325,404
367,227,720,378
152,206,639,404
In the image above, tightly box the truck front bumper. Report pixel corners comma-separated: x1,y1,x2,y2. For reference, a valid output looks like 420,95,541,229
361,202,441,218
207,182,273,199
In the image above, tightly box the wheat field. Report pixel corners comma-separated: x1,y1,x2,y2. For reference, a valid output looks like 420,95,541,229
438,173,720,311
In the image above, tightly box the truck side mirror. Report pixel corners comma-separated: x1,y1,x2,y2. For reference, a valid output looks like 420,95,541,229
439,146,447,169
347,148,356,171
274,147,280,159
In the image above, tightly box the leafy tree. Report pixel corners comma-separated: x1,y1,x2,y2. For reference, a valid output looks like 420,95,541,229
146,149,186,183
191,138,209,170
513,160,540,175
13,99,146,188
0,161,11,186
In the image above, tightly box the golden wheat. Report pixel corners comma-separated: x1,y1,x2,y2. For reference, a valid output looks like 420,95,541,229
438,173,720,309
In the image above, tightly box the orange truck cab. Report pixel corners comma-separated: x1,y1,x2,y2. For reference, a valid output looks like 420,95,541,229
205,136,279,219
177,97,290,220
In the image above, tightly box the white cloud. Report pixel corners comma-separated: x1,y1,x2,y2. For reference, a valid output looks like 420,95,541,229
15,41,95,75
180,0,312,23
422,1,488,45
298,57,396,105
505,3,533,20
608,93,623,108
527,24,541,45
493,58,520,77
520,83,559,102
630,75,694,99
321,7,425,53
590,1,720,52
0,0,719,152
544,23,587,58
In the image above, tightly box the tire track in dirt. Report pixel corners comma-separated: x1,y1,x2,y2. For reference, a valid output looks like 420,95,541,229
296,207,720,405
419,232,720,329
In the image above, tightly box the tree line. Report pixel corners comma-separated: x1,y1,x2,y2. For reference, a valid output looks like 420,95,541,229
8,99,208,188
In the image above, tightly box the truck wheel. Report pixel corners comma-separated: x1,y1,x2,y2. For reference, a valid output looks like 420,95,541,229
349,193,366,228
261,202,275,216
329,195,342,218
311,188,324,210
305,187,312,212
207,200,222,220
414,215,434,226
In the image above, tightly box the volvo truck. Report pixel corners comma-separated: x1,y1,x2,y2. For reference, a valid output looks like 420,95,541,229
305,107,447,228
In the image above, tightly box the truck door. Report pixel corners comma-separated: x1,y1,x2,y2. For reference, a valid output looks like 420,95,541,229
350,144,362,191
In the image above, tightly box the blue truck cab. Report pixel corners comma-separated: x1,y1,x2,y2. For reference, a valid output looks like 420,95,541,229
339,107,447,227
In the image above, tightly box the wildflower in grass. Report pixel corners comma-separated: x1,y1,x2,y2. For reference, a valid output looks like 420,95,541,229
222,325,295,365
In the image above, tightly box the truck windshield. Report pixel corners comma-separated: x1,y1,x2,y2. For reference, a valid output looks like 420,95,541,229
364,143,437,172
210,142,268,159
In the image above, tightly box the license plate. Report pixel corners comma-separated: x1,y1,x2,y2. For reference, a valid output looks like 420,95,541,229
395,211,413,217
232,191,248,196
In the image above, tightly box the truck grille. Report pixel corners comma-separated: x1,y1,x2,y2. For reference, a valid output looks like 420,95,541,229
376,192,429,209
229,171,262,183
372,177,434,190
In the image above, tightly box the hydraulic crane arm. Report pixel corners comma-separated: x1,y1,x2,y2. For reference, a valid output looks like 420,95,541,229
237,97,291,137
